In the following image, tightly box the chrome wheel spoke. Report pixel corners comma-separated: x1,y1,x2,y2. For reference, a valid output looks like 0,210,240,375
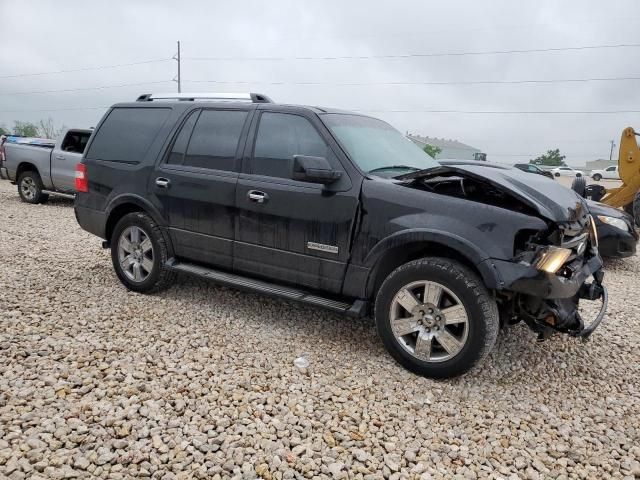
119,236,134,254
132,263,144,281
395,288,420,313
391,316,421,337
414,333,432,360
442,304,468,325
437,329,463,355
141,256,154,274
120,254,135,270
129,227,140,244
140,237,152,253
423,283,442,307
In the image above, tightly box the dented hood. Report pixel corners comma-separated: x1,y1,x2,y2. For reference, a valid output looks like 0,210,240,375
397,161,587,222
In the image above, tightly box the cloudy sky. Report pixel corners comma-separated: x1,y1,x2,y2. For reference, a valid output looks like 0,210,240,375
1,0,639,166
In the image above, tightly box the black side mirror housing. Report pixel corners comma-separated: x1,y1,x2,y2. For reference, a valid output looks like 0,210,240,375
292,155,342,184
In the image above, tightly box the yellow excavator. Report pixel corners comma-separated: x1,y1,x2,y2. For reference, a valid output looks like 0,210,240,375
572,126,640,226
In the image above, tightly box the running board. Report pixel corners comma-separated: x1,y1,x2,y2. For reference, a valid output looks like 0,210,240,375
166,260,366,317
42,190,75,200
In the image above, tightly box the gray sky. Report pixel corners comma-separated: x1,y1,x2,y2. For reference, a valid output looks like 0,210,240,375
1,0,639,166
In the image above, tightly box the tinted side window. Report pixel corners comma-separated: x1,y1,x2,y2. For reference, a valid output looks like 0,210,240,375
61,131,91,154
253,112,332,178
167,111,199,165
183,110,247,170
86,108,170,162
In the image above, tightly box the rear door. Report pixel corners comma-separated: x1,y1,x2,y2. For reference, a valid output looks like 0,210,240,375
154,107,252,269
234,109,360,293
51,130,92,192
604,166,618,179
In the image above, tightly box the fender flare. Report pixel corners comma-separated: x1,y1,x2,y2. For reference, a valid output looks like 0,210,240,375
362,229,502,295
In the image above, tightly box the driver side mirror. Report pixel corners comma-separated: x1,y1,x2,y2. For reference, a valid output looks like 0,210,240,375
292,155,342,184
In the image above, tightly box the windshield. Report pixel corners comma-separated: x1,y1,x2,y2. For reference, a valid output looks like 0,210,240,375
321,113,439,176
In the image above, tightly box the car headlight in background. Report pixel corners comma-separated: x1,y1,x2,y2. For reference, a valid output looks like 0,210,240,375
597,215,629,232
534,246,572,273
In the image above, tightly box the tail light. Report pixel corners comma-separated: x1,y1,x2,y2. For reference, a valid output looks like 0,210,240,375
75,163,88,192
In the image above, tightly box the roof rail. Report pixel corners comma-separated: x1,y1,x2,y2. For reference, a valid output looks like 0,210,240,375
135,92,273,103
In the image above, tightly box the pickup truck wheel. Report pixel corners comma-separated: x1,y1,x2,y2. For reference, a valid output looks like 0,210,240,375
111,212,176,293
375,257,499,379
592,173,602,181
17,171,49,204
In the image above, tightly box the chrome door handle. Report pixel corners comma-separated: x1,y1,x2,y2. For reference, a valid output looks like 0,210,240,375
155,177,170,188
248,190,268,203
55,155,65,160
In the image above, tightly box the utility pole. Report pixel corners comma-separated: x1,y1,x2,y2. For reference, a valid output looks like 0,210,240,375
609,140,616,161
173,41,181,93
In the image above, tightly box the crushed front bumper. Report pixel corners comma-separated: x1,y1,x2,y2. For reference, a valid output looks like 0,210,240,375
482,254,608,339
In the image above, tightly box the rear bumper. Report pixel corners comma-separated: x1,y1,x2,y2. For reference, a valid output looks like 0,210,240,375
74,205,107,239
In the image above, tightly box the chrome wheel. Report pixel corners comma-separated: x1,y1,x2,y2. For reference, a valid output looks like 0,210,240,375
389,280,469,363
20,176,37,201
117,226,154,282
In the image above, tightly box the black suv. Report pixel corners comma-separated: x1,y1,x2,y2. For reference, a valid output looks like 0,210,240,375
74,93,607,378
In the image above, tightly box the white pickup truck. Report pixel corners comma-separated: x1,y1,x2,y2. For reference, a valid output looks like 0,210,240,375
2,129,92,203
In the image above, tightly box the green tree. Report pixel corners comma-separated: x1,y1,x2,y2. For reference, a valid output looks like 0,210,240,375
423,144,442,159
530,149,566,167
13,121,39,137
0,125,9,136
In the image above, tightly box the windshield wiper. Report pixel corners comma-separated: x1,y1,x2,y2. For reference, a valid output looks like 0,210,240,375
368,165,421,174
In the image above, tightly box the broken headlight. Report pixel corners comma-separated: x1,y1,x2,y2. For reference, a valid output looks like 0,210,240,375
533,246,572,274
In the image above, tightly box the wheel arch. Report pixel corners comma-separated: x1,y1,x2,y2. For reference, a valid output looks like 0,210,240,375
363,231,499,299
104,195,168,244
16,162,39,180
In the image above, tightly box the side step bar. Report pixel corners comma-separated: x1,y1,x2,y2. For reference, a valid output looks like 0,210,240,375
42,190,75,200
166,260,366,317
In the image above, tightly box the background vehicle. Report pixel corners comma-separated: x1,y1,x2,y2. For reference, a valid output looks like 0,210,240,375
590,165,619,181
587,200,637,258
572,127,640,226
551,166,583,177
4,129,92,203
75,92,607,379
513,163,555,179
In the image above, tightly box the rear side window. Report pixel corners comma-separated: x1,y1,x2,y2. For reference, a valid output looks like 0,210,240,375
61,131,91,154
86,107,170,162
167,111,199,165
253,112,332,178
182,110,247,170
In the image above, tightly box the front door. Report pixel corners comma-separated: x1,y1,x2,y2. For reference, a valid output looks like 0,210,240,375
154,107,251,269
234,111,360,294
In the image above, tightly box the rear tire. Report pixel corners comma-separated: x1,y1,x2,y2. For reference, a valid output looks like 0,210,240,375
554,172,560,177
634,192,640,227
110,212,176,293
571,175,587,198
374,257,499,379
17,171,49,204
592,173,602,181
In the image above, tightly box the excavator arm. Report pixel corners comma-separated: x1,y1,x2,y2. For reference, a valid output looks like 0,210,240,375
601,127,640,209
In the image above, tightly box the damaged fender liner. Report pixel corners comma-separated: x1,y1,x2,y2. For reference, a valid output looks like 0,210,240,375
479,255,603,299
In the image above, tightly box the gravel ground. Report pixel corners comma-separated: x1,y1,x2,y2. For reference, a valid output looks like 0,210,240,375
0,179,639,480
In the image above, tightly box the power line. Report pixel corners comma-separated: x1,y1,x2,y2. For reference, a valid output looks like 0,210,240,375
184,75,640,87
1,80,173,96
355,109,640,114
183,42,640,62
0,58,172,80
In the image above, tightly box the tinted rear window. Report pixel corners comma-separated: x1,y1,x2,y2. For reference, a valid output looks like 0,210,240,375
86,107,170,162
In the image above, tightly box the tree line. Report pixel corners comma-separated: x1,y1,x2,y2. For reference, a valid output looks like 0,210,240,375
0,118,66,139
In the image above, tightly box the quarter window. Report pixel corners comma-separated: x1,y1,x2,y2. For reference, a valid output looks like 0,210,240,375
253,112,333,178
167,111,199,165
182,110,248,170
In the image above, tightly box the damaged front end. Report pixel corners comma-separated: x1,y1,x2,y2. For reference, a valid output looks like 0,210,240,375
502,216,607,341
396,162,608,341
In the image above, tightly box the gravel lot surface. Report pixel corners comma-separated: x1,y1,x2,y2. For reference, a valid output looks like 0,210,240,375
0,179,639,480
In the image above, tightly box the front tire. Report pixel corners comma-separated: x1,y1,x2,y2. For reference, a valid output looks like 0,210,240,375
17,171,49,204
111,212,176,293
375,257,499,379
